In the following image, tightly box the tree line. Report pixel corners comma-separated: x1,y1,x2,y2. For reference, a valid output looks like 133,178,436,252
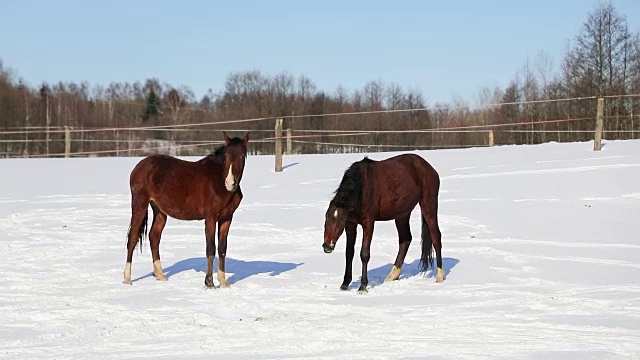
1,2,639,157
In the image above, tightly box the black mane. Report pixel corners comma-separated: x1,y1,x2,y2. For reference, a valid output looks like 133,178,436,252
211,137,247,158
331,157,373,213
213,144,227,157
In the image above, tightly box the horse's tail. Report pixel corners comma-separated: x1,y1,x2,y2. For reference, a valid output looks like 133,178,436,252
126,209,148,252
420,214,434,273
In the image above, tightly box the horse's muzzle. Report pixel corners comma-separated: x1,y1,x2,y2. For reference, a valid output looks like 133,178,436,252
322,242,335,254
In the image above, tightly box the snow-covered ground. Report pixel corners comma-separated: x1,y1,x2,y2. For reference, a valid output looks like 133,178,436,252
1,140,639,359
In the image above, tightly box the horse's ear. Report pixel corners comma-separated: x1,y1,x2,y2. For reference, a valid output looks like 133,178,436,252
223,131,231,144
243,132,250,145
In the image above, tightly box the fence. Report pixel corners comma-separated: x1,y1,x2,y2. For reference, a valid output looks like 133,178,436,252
0,95,638,160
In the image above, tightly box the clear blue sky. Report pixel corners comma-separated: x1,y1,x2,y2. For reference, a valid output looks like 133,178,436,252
1,0,638,104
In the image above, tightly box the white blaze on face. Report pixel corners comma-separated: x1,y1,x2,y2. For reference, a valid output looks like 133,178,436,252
333,209,338,218
225,164,235,191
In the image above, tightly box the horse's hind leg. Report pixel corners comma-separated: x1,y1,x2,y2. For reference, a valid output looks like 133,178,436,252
123,197,149,284
420,198,444,282
385,215,412,282
149,202,168,281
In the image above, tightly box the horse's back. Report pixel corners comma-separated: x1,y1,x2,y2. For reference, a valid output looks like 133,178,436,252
131,154,202,178
360,154,439,219
377,153,439,187
403,153,439,186
128,154,222,220
129,154,206,194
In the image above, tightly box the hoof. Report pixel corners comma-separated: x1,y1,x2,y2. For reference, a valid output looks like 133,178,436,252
384,265,401,282
435,267,445,283
204,277,216,289
357,285,368,294
154,274,168,281
122,279,132,285
218,271,230,288
340,283,349,291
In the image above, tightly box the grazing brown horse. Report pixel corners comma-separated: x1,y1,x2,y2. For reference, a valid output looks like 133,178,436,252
123,132,249,288
322,154,444,292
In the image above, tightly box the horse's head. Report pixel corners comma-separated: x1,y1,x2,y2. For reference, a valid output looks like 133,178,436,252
322,203,348,254
222,132,249,192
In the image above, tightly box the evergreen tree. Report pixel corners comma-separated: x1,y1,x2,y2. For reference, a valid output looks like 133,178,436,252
142,88,162,123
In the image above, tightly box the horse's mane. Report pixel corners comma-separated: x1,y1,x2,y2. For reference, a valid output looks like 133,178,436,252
207,137,247,160
330,157,373,213
212,144,227,157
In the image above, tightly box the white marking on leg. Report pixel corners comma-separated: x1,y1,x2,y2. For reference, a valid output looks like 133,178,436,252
123,262,132,284
384,265,402,282
218,270,230,288
153,260,167,280
225,164,235,191
436,267,445,283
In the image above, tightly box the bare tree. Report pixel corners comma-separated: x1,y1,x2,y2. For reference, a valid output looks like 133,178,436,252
1,1,639,157
562,2,640,138
39,84,51,155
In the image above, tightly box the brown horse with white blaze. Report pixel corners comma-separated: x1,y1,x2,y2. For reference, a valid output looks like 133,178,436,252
123,132,249,288
322,153,444,292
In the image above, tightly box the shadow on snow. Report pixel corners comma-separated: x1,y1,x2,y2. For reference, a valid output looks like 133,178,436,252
341,257,460,291
282,162,300,170
132,257,303,284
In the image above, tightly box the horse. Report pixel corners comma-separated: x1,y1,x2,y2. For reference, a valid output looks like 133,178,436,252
322,153,444,292
122,132,249,288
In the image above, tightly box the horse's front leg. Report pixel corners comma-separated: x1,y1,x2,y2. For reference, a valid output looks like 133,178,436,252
204,216,217,288
217,216,233,288
358,220,374,293
340,222,357,290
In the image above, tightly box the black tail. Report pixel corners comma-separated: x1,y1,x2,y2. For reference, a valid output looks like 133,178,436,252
126,209,148,253
420,214,434,273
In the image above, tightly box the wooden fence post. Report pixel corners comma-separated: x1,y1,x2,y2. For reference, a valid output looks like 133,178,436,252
286,128,292,155
64,126,71,158
594,97,604,151
275,118,283,172
488,130,495,146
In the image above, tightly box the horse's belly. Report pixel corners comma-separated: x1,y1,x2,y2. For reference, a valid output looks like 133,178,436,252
151,189,242,221
169,212,204,221
151,197,206,221
163,206,205,221
377,198,419,221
